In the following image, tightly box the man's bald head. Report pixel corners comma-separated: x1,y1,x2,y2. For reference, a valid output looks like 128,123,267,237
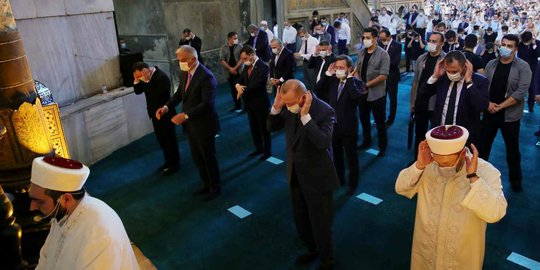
280,80,307,106
176,45,198,60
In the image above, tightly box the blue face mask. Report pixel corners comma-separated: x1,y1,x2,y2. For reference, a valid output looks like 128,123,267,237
499,47,513,58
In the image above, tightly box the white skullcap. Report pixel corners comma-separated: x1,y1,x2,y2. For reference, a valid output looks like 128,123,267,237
426,125,469,155
31,156,90,192
260,20,268,25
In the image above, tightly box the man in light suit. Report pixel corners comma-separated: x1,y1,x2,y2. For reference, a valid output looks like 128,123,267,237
270,38,296,94
315,55,364,195
236,45,272,160
268,80,339,270
156,46,221,201
423,51,490,146
246,24,272,62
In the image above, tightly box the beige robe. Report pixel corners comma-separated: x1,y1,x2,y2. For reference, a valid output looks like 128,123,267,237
396,158,507,270
36,194,139,270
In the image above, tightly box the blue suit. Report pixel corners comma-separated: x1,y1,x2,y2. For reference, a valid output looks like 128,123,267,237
316,74,364,189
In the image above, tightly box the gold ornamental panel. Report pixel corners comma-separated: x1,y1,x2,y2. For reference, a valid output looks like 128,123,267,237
42,103,69,158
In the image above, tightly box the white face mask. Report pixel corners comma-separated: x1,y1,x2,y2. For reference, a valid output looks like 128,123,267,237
435,157,461,178
336,69,348,79
301,36,308,41
427,42,438,52
447,71,463,82
244,59,253,66
382,40,390,46
272,48,279,54
250,32,256,37
179,61,190,72
363,39,373,48
233,39,239,45
319,51,328,57
287,104,301,114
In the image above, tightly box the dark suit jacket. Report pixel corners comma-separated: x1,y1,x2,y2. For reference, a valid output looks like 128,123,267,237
179,36,203,62
427,73,490,143
267,96,339,194
442,39,464,53
325,25,337,46
404,12,418,27
316,74,364,135
133,67,175,119
309,54,336,101
245,30,271,62
167,64,219,135
270,47,295,83
380,40,402,70
237,60,270,111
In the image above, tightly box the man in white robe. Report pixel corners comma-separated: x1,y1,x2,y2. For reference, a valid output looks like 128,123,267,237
396,125,507,270
28,156,139,270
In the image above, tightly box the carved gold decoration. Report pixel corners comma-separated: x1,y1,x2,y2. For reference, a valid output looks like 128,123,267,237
42,103,70,158
11,100,52,157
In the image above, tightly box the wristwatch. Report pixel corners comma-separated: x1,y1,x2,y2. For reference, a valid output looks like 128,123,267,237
466,172,478,179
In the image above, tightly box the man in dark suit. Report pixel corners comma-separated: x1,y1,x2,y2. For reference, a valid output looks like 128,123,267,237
236,45,272,160
403,6,418,29
245,24,271,62
315,55,363,195
309,41,336,102
423,51,489,146
267,80,338,270
133,62,180,176
379,29,402,125
156,45,221,201
179,28,203,64
269,38,295,94
442,30,463,53
320,17,337,49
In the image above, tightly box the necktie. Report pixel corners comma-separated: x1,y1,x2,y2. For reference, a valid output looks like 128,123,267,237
337,81,345,100
185,73,192,92
248,66,253,77
316,59,326,82
445,82,458,125
304,40,308,54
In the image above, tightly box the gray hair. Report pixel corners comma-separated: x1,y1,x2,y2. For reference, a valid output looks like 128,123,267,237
175,45,198,60
248,24,258,32
270,38,283,46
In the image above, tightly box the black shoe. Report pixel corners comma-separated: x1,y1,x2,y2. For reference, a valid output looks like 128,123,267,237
203,191,220,202
295,252,318,266
259,153,271,161
346,187,356,196
385,119,394,126
511,182,522,192
192,187,209,196
377,150,386,157
248,150,264,157
163,166,180,176
157,164,167,172
534,130,540,137
317,260,336,270
358,141,371,150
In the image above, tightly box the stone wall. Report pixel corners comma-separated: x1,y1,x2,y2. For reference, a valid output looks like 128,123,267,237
11,0,121,107
114,0,249,85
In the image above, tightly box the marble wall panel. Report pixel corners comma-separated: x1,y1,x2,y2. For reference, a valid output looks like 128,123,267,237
65,0,115,15
16,17,81,106
82,97,129,162
61,112,93,163
10,0,37,20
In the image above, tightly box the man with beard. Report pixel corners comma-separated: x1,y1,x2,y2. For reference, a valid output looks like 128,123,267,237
29,156,138,270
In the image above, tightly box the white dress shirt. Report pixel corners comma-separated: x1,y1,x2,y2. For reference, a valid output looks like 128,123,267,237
379,14,392,29
336,23,351,44
282,26,298,45
265,29,274,43
298,35,319,61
